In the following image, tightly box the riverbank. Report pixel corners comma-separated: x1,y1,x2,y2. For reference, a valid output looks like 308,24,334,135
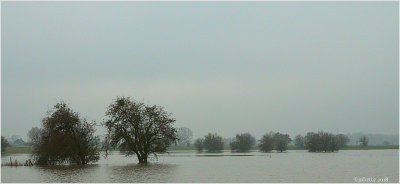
2,145,398,155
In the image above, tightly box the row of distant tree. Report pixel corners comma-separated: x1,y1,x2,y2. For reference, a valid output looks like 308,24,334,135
191,132,369,153
193,132,292,153
1,129,369,155
3,129,393,151
170,128,376,151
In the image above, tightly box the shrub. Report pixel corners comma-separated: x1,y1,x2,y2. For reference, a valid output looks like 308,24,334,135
32,102,100,165
230,133,256,152
203,133,224,152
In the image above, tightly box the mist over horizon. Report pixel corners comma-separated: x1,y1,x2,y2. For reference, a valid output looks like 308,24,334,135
2,2,399,141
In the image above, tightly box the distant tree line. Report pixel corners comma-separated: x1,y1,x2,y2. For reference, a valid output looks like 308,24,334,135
193,132,292,153
191,131,352,153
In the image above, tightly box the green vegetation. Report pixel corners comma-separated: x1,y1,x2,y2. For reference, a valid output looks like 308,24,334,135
2,146,33,154
258,132,291,152
294,132,351,152
258,132,275,152
203,133,224,152
230,133,256,152
305,132,340,152
194,138,204,152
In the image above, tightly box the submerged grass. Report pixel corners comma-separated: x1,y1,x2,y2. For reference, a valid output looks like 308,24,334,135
1,157,34,167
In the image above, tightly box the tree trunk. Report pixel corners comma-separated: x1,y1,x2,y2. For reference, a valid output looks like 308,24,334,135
137,153,148,164
80,154,86,165
142,157,148,164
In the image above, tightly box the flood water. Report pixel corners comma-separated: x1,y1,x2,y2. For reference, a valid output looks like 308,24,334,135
1,150,399,183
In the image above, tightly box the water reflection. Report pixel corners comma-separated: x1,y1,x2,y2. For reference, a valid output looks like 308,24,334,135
108,164,177,183
37,165,101,183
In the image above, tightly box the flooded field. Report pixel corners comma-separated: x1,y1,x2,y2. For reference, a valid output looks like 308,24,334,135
1,150,398,183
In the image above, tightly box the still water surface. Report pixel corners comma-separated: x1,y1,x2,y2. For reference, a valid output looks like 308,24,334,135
1,150,398,183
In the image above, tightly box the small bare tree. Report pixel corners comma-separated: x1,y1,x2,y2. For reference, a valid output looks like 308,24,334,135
27,127,42,145
176,127,193,146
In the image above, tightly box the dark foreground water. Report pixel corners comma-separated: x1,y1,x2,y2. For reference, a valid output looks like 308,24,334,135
1,150,399,183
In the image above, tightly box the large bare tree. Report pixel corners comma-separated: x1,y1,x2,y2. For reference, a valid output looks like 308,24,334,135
103,96,177,164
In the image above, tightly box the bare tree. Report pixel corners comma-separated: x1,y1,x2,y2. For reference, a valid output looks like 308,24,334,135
103,97,178,164
10,135,20,144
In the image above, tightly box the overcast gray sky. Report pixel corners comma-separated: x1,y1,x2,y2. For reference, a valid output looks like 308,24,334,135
2,2,398,140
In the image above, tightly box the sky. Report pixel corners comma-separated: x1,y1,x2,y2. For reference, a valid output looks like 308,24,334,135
2,2,399,140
